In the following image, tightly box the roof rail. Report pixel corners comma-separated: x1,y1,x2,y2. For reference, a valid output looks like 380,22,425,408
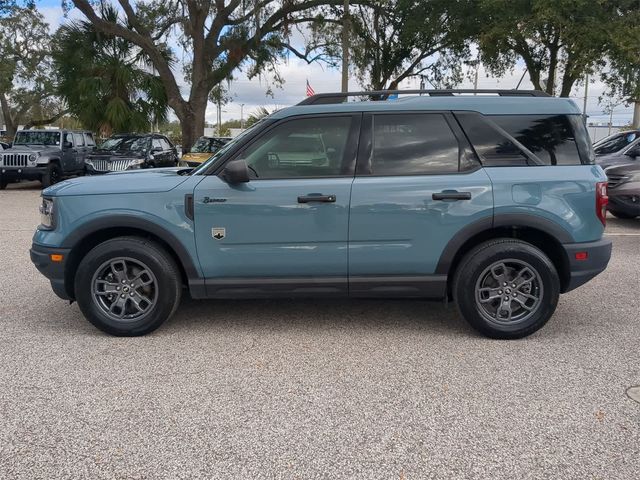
297,89,551,106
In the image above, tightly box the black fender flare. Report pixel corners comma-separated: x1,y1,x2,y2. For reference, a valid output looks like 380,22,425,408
61,214,201,279
435,213,574,275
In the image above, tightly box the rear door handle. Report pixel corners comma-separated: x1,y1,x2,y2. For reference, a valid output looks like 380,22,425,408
432,191,472,201
298,194,336,203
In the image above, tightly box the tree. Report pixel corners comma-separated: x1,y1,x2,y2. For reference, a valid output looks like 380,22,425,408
0,4,64,137
478,0,618,97
70,0,351,150
53,4,169,137
321,0,477,91
601,1,640,128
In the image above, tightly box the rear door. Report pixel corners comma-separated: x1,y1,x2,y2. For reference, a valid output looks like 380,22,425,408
348,112,494,297
193,114,360,296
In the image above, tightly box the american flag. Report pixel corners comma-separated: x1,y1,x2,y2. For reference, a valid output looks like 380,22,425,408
306,80,315,97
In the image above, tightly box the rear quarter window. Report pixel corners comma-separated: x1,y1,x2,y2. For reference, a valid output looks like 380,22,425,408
456,113,592,166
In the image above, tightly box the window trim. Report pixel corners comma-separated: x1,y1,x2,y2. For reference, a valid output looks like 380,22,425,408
355,110,481,177
216,113,363,181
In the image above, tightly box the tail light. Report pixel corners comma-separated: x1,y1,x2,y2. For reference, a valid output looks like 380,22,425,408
596,181,608,226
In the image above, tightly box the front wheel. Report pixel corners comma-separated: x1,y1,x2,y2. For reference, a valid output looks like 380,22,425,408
74,237,182,336
41,163,62,188
453,239,560,339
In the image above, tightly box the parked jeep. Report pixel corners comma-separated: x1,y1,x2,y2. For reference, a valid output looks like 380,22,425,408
30,89,611,339
0,129,95,189
85,133,178,174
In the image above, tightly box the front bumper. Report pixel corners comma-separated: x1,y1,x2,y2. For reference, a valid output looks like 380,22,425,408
30,243,72,300
562,238,612,292
1,166,46,181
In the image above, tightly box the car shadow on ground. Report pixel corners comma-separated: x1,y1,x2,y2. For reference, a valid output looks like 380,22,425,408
164,295,475,338
3,180,43,191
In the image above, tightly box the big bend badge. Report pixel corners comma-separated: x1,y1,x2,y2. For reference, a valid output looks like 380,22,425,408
212,227,226,240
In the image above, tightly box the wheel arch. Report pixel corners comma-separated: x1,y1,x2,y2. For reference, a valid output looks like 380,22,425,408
437,214,573,296
61,216,200,300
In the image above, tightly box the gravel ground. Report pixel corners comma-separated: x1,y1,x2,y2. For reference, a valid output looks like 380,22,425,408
1,182,639,479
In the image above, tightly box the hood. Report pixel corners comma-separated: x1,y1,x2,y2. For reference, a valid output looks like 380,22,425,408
604,162,640,177
3,144,60,155
596,152,639,169
88,150,145,160
43,167,192,197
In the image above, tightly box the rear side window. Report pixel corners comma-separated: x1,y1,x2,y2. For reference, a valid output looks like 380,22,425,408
73,133,85,146
457,113,588,166
368,113,459,175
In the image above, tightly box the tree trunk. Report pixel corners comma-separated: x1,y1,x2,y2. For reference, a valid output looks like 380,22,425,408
633,100,640,129
0,93,17,139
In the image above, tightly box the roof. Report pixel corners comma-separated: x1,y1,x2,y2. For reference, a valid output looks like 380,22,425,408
272,95,582,119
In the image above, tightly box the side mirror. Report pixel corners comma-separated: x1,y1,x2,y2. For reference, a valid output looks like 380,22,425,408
152,146,163,153
63,141,73,149
222,159,250,184
625,146,640,158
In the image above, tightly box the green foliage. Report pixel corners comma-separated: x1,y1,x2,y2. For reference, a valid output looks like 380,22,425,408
477,0,622,97
52,4,169,136
0,4,62,135
245,106,277,127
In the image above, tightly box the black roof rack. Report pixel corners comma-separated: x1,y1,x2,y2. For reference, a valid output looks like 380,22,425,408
297,89,551,106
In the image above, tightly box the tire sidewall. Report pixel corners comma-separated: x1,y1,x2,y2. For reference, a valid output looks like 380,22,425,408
455,241,560,338
75,239,180,336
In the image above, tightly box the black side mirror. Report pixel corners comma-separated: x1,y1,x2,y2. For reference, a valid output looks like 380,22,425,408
625,146,640,158
63,141,73,149
152,146,163,153
222,159,250,184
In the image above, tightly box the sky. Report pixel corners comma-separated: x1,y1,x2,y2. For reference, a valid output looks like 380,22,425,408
36,0,634,127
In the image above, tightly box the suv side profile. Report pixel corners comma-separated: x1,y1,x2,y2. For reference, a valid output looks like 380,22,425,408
30,90,612,339
0,129,95,189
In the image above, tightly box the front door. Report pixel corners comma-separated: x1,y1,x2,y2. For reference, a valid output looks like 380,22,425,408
348,112,494,297
193,114,361,296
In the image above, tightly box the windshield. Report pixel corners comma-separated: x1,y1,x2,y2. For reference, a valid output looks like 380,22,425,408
594,132,638,155
190,121,267,174
14,131,61,146
99,136,149,152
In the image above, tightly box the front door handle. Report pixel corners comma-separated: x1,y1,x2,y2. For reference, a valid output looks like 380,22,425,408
298,194,336,203
432,191,472,201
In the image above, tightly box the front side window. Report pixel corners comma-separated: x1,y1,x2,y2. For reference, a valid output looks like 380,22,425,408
240,116,353,179
152,138,163,150
594,132,638,155
367,114,460,175
84,133,96,146
73,133,85,146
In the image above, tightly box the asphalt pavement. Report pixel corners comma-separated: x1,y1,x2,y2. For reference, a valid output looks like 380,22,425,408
1,182,639,479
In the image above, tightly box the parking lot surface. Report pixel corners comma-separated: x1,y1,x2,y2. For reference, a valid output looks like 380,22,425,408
1,182,639,479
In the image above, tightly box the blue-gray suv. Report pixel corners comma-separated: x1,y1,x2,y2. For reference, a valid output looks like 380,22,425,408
30,90,612,338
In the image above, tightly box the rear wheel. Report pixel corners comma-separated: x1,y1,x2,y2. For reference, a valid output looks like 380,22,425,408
453,239,560,339
41,162,62,187
74,237,182,336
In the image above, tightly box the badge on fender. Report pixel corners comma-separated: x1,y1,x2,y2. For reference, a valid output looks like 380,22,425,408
212,227,225,240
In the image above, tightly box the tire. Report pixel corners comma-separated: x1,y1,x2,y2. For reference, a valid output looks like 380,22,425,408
74,237,182,336
41,162,62,188
0,176,7,190
609,210,637,219
453,239,560,339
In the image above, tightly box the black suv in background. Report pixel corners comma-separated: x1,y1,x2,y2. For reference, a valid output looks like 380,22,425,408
85,134,178,174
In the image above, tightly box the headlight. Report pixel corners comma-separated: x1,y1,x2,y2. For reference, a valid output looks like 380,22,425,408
128,158,145,168
29,153,37,162
85,158,93,166
39,197,55,230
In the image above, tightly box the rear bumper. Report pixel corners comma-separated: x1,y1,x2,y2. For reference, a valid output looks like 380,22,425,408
30,243,72,300
1,166,46,181
562,238,612,292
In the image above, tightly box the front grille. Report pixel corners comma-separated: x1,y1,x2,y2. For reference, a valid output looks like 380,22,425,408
90,159,132,172
607,173,628,189
1,153,30,167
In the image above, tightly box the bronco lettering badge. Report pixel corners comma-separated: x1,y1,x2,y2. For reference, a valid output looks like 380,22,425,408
212,227,225,240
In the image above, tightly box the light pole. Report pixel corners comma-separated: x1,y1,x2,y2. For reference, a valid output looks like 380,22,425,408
341,0,349,93
240,103,245,130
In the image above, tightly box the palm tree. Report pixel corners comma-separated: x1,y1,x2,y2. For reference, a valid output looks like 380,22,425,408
52,5,169,137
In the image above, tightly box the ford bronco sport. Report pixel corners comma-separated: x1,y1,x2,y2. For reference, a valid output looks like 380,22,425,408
30,90,612,338
0,129,95,189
